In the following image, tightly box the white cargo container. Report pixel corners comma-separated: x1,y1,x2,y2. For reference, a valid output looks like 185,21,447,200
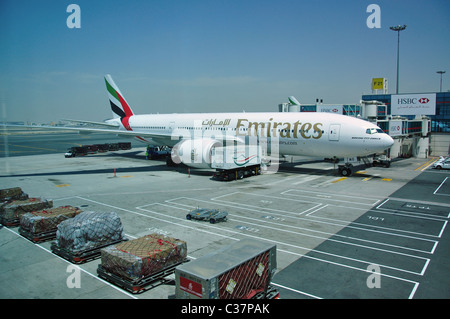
211,144,262,180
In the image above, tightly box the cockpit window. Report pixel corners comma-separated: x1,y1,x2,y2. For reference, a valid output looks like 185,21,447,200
366,128,384,134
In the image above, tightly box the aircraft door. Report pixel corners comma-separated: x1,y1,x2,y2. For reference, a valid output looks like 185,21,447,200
169,121,175,133
329,124,340,141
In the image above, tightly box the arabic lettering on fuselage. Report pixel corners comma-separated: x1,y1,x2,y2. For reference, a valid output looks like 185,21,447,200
202,119,232,127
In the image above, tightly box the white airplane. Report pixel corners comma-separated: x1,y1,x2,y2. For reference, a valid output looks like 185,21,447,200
3,75,394,175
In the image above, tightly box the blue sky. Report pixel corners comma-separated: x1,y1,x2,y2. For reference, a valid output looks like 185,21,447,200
1,0,449,122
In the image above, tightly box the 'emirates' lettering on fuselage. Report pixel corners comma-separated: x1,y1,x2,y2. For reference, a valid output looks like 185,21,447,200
235,118,323,139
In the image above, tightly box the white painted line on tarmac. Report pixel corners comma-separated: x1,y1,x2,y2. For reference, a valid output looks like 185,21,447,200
162,197,430,277
434,177,448,195
271,283,322,299
3,226,138,299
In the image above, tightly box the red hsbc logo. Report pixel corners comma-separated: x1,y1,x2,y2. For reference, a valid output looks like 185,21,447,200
419,98,429,104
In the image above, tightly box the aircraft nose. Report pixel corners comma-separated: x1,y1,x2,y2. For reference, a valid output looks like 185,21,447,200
384,134,394,149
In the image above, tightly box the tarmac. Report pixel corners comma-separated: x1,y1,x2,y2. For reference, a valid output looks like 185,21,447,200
1,131,449,299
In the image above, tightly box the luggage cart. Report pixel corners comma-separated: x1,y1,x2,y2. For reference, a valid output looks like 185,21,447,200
186,208,228,224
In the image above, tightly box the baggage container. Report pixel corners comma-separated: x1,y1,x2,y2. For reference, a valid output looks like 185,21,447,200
0,198,53,227
51,211,126,263
175,239,276,299
19,206,82,242
98,234,188,293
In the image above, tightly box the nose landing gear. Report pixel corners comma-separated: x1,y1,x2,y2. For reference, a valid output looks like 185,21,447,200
338,163,353,176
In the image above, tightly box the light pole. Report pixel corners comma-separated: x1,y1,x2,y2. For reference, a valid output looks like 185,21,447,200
437,71,446,92
390,25,407,94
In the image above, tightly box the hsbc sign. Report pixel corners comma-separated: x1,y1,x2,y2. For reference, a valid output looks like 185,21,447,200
317,105,343,114
391,93,436,116
389,120,403,136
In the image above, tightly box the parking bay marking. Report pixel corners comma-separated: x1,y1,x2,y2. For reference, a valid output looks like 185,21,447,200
79,196,423,299
207,194,440,250
281,189,381,207
167,196,432,275
164,193,443,298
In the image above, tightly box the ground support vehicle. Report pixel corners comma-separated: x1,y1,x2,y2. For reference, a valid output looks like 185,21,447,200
65,143,132,157
146,145,171,160
211,145,262,181
175,239,278,299
96,144,110,152
118,142,132,150
65,146,88,158
372,155,391,168
433,156,450,169
213,164,261,181
186,208,228,224
107,143,120,151
337,155,390,176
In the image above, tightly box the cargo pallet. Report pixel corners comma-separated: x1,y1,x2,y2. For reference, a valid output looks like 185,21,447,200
0,217,20,228
51,239,126,264
19,227,56,243
97,258,190,294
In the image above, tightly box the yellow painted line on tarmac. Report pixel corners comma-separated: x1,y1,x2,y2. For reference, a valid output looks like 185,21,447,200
56,184,70,187
331,177,347,183
382,178,392,181
362,177,373,182
415,157,438,171
120,175,133,178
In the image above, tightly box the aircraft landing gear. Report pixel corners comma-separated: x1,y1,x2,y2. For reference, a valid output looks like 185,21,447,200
338,163,353,177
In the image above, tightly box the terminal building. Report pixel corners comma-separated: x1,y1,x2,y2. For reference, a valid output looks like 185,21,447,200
279,90,450,158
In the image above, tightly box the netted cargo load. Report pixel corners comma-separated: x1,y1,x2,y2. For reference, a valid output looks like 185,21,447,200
20,206,82,237
0,198,53,226
100,234,188,281
55,211,126,253
0,187,28,203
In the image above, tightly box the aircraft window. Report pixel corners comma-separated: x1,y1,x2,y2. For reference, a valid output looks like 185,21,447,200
366,128,379,134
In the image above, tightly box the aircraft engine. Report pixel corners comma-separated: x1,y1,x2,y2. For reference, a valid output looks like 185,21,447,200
171,138,222,169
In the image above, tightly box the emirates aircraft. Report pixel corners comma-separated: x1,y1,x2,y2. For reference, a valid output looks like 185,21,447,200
4,75,394,175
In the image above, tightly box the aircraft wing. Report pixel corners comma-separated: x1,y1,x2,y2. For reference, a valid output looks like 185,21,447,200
60,119,120,128
1,123,243,144
1,123,163,139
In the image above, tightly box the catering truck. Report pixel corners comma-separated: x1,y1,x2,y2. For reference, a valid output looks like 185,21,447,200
211,144,262,181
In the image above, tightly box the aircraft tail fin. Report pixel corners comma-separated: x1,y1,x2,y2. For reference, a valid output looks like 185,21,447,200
288,96,301,105
105,74,135,119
